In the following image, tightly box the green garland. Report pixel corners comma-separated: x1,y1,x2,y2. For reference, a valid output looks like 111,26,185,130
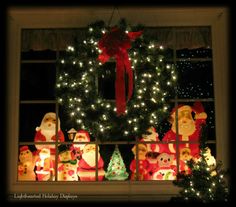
56,19,176,141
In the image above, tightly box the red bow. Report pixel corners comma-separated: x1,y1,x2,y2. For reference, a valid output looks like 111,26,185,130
98,27,142,116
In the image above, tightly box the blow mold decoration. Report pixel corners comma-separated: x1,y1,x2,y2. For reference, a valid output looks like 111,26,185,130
105,145,129,181
162,102,207,158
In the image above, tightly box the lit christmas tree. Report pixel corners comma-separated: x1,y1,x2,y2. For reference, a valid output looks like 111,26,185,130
105,145,129,180
55,19,177,141
171,126,230,203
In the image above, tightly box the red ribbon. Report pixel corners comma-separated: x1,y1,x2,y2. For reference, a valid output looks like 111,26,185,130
98,27,142,116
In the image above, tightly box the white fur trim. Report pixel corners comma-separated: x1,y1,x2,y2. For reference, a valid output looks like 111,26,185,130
169,144,176,153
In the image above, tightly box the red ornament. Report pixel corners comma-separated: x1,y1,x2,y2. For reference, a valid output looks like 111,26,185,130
98,27,142,116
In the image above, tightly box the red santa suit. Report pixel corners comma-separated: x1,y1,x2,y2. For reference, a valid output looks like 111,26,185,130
77,144,105,181
130,159,152,180
130,143,152,180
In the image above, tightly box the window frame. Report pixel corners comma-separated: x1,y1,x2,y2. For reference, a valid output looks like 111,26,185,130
6,7,229,201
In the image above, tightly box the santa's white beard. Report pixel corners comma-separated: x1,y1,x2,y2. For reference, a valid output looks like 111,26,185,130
172,120,196,137
178,122,196,136
41,126,56,141
82,151,100,167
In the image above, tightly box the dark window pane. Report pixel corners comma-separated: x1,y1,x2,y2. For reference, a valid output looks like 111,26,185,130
204,102,216,141
98,62,116,100
176,48,212,59
21,50,56,60
176,61,214,98
157,102,175,140
20,63,56,100
58,105,96,142
19,104,56,141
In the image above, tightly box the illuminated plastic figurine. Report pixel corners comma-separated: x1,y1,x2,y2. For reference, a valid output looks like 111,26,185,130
34,112,65,167
130,143,152,180
18,146,36,181
77,144,105,181
152,152,176,180
57,144,78,181
73,130,90,160
35,148,54,181
162,102,207,158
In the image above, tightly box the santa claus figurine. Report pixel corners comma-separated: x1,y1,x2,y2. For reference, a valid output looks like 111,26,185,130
130,143,152,181
35,148,54,181
77,144,105,181
18,146,36,181
57,144,78,181
162,102,207,158
73,130,90,160
34,112,65,168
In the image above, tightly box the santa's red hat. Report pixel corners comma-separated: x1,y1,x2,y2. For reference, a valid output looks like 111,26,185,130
171,105,192,116
20,146,29,152
192,101,205,113
76,130,90,141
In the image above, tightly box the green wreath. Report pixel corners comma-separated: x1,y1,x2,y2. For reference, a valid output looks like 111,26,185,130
56,19,176,141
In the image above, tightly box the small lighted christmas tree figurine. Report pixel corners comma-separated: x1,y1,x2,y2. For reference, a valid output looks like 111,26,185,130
172,126,230,203
105,145,129,180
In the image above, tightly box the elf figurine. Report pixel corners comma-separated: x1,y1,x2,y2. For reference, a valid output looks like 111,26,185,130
18,146,36,181
57,144,78,181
